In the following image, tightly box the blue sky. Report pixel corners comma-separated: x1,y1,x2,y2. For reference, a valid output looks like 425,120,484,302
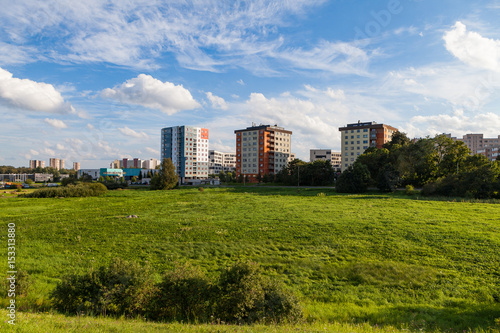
1,0,500,168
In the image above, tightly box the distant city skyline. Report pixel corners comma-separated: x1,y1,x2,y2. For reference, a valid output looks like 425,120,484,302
1,0,500,168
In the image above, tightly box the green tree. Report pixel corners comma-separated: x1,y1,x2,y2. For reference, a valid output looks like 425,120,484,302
335,162,371,193
131,176,137,183
377,164,400,192
150,158,178,190
218,171,226,183
262,173,269,183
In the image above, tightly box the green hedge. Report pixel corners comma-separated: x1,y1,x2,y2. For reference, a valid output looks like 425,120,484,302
22,183,107,198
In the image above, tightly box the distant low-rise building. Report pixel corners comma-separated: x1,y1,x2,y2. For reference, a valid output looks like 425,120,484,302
142,158,160,169
310,149,341,170
78,169,100,180
34,173,53,182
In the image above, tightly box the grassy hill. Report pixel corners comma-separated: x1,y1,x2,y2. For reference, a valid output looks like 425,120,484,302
1,187,499,332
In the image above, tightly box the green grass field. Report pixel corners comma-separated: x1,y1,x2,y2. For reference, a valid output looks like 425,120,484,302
1,187,499,332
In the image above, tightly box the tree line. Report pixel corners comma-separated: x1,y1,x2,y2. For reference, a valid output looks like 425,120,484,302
336,132,500,198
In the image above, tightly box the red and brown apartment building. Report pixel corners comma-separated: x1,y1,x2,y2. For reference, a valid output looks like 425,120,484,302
235,124,292,181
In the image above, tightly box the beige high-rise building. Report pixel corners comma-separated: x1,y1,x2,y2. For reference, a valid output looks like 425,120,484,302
29,160,45,169
339,121,398,171
49,158,65,170
73,162,80,171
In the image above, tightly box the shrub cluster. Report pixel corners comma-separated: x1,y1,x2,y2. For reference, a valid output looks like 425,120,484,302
421,170,500,199
51,260,302,324
23,183,107,198
51,259,156,317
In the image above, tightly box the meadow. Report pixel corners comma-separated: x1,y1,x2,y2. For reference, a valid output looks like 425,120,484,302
1,187,499,332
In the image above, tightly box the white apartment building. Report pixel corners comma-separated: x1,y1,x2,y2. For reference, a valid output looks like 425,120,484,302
209,150,236,174
161,126,209,183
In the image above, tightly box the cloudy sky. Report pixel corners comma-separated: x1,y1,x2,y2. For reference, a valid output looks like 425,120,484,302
1,0,500,168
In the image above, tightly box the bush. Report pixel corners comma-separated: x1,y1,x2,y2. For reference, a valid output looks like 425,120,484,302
150,263,213,322
405,184,415,196
23,182,107,198
198,187,204,192
61,177,78,186
51,258,156,317
216,262,302,324
1,269,32,298
50,260,301,324
103,182,128,190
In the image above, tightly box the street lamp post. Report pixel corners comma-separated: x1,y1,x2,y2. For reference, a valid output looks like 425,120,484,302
297,165,300,187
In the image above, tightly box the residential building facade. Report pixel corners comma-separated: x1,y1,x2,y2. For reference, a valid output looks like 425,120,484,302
208,150,236,175
73,162,80,171
142,158,160,169
29,160,45,169
234,124,292,181
161,126,209,183
339,121,398,171
49,158,65,170
310,149,342,170
457,134,500,161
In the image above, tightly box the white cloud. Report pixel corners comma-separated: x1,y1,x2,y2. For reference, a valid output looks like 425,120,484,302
240,88,386,159
381,65,500,111
0,42,37,65
444,21,500,72
0,67,74,113
101,74,200,115
206,92,228,110
42,147,55,156
44,118,68,129
0,1,374,76
406,110,500,138
118,126,149,139
86,124,94,130
237,79,245,86
29,149,39,156
279,40,371,76
145,147,159,155
56,143,65,150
